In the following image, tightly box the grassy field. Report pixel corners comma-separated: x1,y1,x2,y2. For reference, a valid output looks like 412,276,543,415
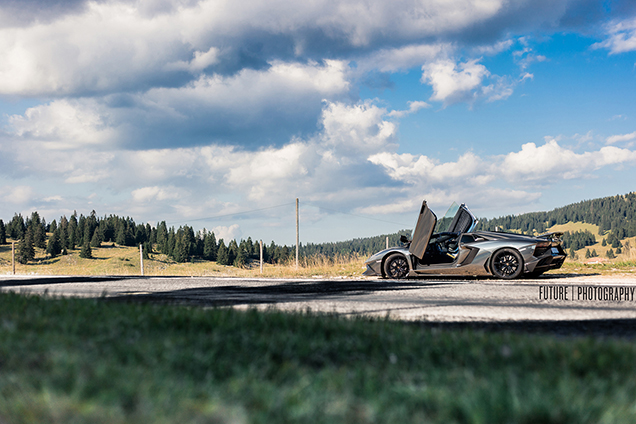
547,221,601,237
0,241,366,278
1,292,636,424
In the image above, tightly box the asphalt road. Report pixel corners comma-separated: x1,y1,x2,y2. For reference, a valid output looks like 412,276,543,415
3,273,636,327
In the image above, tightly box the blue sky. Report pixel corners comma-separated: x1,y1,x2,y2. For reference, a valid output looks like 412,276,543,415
1,0,636,244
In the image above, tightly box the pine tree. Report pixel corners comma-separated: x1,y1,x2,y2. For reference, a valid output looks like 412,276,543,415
142,241,152,259
80,242,92,259
8,214,25,240
90,227,102,247
77,214,86,247
46,230,62,258
79,224,93,259
59,225,69,250
568,247,577,260
28,212,46,249
17,229,35,264
0,219,5,245
115,220,127,246
49,220,57,235
228,240,238,265
585,249,591,259
173,229,190,263
165,228,176,256
234,245,248,268
203,231,217,261
156,221,168,253
68,214,78,250
606,248,615,259
216,240,229,265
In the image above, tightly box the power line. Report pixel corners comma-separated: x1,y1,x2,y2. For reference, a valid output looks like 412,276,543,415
304,202,412,227
166,202,296,226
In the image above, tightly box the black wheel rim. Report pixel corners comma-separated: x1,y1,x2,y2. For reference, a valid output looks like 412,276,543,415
388,257,408,278
494,252,519,277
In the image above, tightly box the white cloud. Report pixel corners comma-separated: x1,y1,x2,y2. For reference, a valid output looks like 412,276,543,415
388,101,431,118
0,185,34,205
131,186,182,202
472,39,514,56
606,131,636,145
500,139,636,181
0,0,510,97
369,151,489,185
421,59,490,105
593,17,636,54
213,224,242,242
3,59,352,150
320,100,397,155
8,99,118,149
357,43,449,73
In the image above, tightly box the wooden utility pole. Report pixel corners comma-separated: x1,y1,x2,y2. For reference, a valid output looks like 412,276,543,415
12,242,15,275
139,244,144,276
260,240,263,274
296,198,299,269
386,236,389,249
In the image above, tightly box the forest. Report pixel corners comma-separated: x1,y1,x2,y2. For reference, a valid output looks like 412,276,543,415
0,191,634,266
0,210,410,267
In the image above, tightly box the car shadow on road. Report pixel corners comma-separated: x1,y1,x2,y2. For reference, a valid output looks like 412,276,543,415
106,278,458,307
0,275,129,287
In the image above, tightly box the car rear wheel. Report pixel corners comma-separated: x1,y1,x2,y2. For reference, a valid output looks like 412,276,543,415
491,248,523,279
384,254,409,279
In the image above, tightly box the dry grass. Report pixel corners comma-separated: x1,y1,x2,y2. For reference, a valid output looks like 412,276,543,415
0,240,366,278
547,221,601,239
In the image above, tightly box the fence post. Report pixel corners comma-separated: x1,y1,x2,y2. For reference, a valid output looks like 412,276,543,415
260,240,263,274
12,242,15,275
139,244,144,276
386,236,389,249
296,198,299,269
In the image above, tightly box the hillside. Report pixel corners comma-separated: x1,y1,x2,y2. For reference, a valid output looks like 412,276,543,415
475,192,636,238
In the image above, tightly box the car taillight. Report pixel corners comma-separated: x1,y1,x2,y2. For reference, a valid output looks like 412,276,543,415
534,241,551,256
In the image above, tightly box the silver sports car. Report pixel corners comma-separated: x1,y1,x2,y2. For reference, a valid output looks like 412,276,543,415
363,201,566,279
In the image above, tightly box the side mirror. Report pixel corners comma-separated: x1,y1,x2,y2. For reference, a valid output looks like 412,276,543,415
400,235,409,243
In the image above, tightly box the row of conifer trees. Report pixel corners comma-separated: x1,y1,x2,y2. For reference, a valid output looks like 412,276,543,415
0,211,298,267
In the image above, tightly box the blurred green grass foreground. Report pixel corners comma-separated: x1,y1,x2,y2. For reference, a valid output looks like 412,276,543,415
1,292,635,424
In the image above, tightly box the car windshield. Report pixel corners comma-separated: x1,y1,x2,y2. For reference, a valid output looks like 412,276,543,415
434,202,459,233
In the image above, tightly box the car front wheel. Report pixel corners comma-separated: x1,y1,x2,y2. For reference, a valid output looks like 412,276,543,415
491,248,523,279
383,254,409,279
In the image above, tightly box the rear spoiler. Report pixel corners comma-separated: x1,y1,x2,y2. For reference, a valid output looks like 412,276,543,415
538,232,563,242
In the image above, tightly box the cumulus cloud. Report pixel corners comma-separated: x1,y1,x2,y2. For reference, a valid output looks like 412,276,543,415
212,224,242,242
365,139,636,213
4,59,352,149
501,140,636,181
422,59,489,105
0,0,625,98
0,0,502,97
7,99,118,149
